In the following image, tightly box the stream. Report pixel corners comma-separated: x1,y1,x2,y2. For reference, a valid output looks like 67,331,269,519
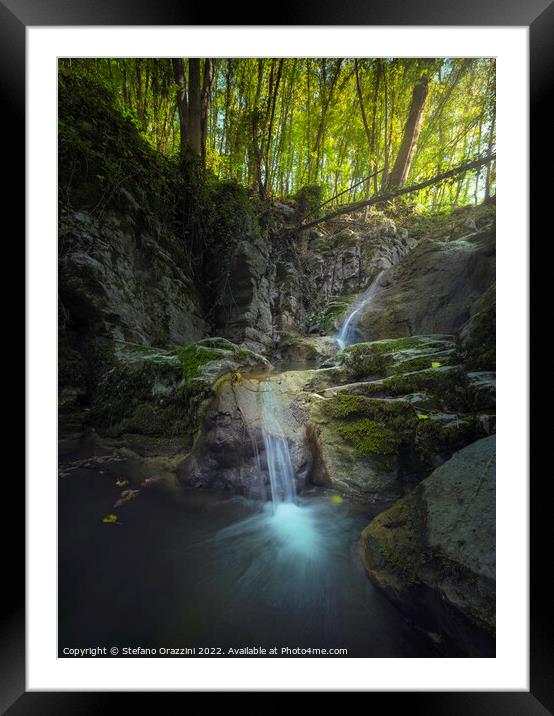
59,356,440,658
59,471,439,657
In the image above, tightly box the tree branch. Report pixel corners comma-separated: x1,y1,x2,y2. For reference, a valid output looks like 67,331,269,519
294,153,496,232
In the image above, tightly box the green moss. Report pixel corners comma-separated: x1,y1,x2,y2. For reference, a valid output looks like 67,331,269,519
323,394,418,457
174,344,224,384
391,353,452,375
391,356,434,374
321,301,350,331
414,415,484,464
294,184,323,220
362,488,428,585
367,337,425,355
338,419,400,456
341,344,389,380
280,333,304,349
383,366,470,412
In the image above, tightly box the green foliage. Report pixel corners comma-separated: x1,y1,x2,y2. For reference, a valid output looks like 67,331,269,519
208,180,260,240
58,68,181,218
59,57,496,211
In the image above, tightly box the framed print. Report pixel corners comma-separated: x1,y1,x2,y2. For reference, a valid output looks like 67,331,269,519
6,0,550,708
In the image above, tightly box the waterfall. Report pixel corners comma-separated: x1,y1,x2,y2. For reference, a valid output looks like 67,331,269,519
258,383,297,507
336,271,384,349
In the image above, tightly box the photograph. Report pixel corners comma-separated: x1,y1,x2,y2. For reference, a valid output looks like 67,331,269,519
57,56,497,660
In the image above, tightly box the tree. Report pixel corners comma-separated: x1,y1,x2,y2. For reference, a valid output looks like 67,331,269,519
385,74,429,191
59,57,496,209
172,58,213,162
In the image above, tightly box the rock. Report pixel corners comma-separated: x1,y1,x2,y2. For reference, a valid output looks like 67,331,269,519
179,333,494,503
177,370,313,499
458,282,496,370
359,435,496,656
113,488,141,508
305,393,404,502
59,211,207,348
301,335,493,501
272,213,417,336
89,338,270,442
355,222,495,342
215,236,274,354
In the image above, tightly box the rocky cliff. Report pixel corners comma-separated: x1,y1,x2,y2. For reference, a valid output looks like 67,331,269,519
355,204,496,342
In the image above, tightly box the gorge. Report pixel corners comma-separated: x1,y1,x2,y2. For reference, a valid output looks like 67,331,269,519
58,61,496,660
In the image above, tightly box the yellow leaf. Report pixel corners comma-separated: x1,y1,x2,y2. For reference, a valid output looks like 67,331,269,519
417,413,429,420
102,514,118,524
431,361,441,368
330,494,343,504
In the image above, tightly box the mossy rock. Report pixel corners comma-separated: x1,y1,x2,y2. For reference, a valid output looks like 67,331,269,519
360,436,496,656
89,338,270,439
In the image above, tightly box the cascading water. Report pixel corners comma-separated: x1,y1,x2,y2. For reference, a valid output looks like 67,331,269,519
258,383,297,506
336,271,384,349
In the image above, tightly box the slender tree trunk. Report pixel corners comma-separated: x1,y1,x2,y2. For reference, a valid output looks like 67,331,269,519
187,59,202,158
250,60,264,193
172,58,189,158
263,58,283,194
385,75,429,190
200,59,214,164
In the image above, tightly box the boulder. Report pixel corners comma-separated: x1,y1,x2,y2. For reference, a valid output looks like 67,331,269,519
89,338,270,443
177,370,312,499
359,435,496,656
355,223,495,342
302,335,493,499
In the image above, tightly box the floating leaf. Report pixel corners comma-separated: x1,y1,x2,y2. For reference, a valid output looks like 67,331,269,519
431,361,441,368
330,494,344,504
417,413,430,420
102,514,118,524
115,479,128,487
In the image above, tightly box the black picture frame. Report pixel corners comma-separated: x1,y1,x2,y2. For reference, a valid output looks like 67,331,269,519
6,0,550,709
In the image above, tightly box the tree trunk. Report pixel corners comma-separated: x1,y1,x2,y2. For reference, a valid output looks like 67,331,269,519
172,58,189,158
385,75,429,190
200,59,214,164
263,58,284,194
187,59,202,158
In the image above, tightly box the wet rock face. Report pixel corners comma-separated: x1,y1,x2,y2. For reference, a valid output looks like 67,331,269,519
176,372,313,499
301,335,495,503
359,435,496,656
214,236,274,355
59,207,207,347
272,216,416,337
176,333,495,504
355,220,495,343
457,282,496,371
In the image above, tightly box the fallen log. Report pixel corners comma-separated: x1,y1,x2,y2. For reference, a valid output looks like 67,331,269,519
294,153,496,233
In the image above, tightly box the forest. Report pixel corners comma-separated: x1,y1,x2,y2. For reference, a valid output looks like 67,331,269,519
58,57,496,661
60,57,495,210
